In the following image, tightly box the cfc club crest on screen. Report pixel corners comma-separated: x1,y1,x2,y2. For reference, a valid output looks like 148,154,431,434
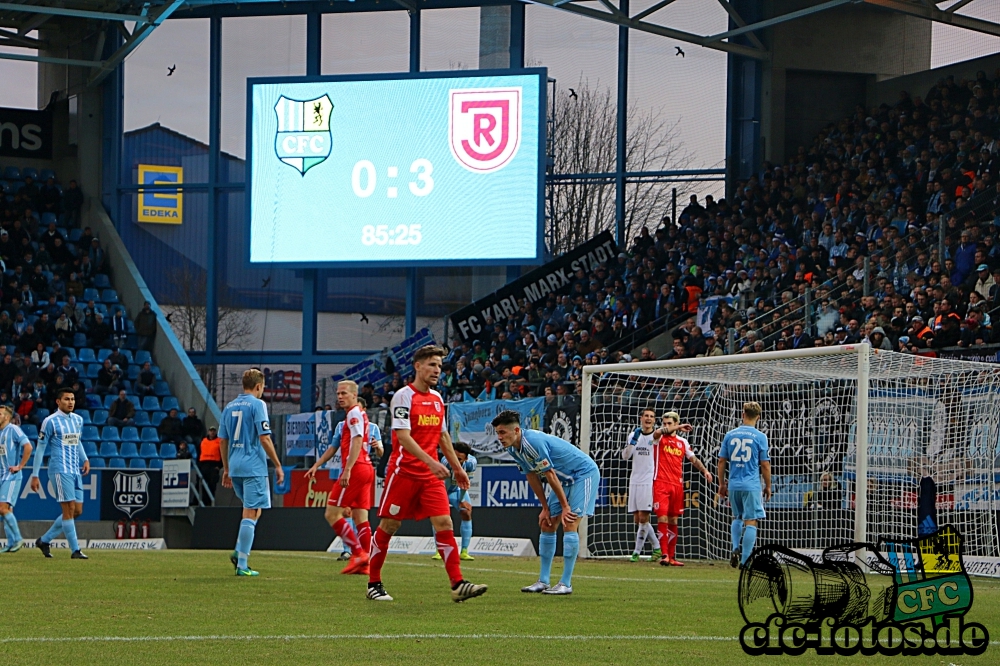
449,87,521,173
274,94,334,175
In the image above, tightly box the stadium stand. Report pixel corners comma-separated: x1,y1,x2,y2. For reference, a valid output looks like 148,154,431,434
353,77,1000,406
0,172,201,469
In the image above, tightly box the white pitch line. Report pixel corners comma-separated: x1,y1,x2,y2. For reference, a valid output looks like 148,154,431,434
0,633,738,645
265,552,731,584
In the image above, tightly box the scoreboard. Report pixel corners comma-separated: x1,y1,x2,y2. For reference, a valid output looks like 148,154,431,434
247,69,546,267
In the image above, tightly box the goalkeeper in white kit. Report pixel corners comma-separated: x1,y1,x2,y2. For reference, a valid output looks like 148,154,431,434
621,407,660,561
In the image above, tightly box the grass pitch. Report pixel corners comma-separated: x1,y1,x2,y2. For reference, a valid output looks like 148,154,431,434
0,549,998,665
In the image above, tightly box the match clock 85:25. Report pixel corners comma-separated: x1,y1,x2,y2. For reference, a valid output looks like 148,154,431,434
351,158,434,198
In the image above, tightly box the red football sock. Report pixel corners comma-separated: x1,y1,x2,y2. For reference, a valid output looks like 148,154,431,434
356,521,372,554
435,529,463,586
333,518,361,557
368,527,391,583
657,522,669,555
666,524,679,559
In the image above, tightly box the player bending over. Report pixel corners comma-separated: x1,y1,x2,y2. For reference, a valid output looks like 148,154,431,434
367,345,487,603
649,411,712,567
0,406,32,552
220,369,285,577
492,410,600,595
31,387,89,559
717,401,771,568
431,441,477,561
621,408,660,561
306,380,375,575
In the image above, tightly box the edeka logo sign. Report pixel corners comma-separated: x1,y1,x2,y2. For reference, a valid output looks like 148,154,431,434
738,526,989,656
137,165,183,225
274,95,333,175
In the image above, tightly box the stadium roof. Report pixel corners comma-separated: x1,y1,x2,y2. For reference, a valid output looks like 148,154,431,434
1,0,998,84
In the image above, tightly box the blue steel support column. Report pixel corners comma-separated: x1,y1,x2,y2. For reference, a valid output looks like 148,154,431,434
205,16,221,362
724,0,762,198
507,1,525,284
101,30,123,216
614,0,628,249
406,6,421,337
300,11,323,411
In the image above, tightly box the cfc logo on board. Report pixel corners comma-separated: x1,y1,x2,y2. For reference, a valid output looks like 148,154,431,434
417,414,441,427
274,95,333,175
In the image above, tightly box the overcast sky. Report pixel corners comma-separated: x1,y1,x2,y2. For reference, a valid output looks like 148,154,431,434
2,1,999,169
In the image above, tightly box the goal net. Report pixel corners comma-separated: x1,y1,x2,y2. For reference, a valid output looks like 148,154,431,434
580,345,1000,573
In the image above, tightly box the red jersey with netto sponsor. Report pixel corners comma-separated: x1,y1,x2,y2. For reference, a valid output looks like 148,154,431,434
653,433,694,486
339,404,371,471
388,385,445,480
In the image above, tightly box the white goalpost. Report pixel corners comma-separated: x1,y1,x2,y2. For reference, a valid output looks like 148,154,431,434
579,344,1000,573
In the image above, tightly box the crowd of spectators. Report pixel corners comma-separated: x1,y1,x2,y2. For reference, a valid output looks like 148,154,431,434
0,178,128,423
345,73,1000,407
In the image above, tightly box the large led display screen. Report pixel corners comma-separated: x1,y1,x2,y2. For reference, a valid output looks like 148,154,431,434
247,69,545,266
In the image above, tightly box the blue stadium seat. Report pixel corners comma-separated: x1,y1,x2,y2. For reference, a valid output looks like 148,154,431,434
87,364,101,378
63,347,77,361
41,212,56,226
95,303,108,316
92,410,108,426
159,443,177,460
82,425,100,441
133,411,150,426
119,442,139,458
151,366,162,380
34,408,50,421
135,351,152,365
78,348,96,363
102,394,116,409
22,167,37,180
93,274,111,289
71,362,85,374
97,348,112,362
101,426,120,442
89,457,107,469
83,442,99,457
141,427,159,443
73,333,87,348
161,397,180,412
127,395,141,410
128,365,140,380
121,349,134,364
109,458,126,469
141,396,160,411
3,166,20,180
77,409,91,424
99,442,118,457
121,426,140,442
83,288,99,302
101,289,119,304
84,394,100,410
69,228,83,242
139,442,159,459
151,411,166,426
21,424,37,440
154,381,170,397
148,458,164,469
39,168,55,181
128,458,146,469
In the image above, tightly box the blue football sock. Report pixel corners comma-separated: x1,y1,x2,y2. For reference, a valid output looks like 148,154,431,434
460,520,472,551
560,531,580,587
538,532,557,585
63,518,79,552
3,513,20,543
731,519,743,552
236,518,256,569
42,515,64,543
741,526,758,565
